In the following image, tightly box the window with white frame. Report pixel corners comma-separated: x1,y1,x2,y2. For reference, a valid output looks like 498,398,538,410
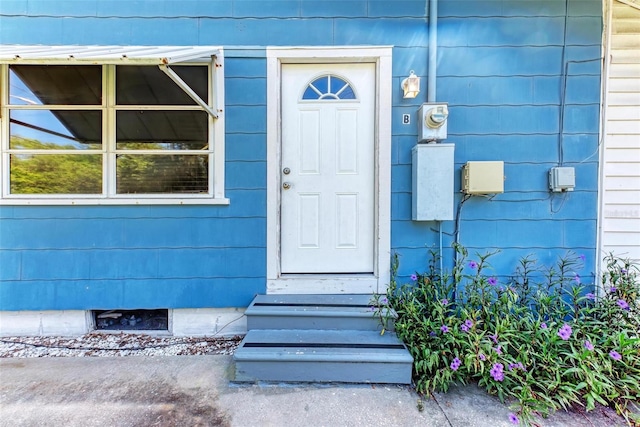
0,46,226,204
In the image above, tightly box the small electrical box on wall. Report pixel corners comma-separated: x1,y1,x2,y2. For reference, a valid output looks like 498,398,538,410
549,166,575,192
462,161,504,195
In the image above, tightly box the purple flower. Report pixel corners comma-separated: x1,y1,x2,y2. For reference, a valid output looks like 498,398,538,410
579,254,586,261
441,299,448,305
468,260,478,269
609,350,622,361
493,345,502,355
489,334,498,344
574,274,581,284
461,319,473,332
508,362,525,371
369,306,375,311
540,322,548,329
429,331,437,337
488,277,498,286
450,357,462,371
617,299,630,310
478,353,486,361
508,413,520,425
610,286,617,293
584,340,594,351
585,293,595,300
410,273,418,281
621,268,628,275
490,363,504,382
557,323,572,340
440,325,449,333
381,297,388,304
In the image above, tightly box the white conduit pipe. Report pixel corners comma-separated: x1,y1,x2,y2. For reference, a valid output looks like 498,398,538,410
428,0,438,103
427,0,444,279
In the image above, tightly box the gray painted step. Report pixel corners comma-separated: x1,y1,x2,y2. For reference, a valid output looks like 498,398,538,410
233,329,413,384
245,294,394,331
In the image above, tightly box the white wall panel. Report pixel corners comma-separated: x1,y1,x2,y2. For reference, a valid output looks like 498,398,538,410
600,1,640,263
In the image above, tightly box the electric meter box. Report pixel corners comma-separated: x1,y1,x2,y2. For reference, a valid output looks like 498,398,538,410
462,161,504,195
412,143,455,221
418,103,448,142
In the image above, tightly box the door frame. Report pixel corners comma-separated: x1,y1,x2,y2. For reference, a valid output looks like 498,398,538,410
266,46,392,295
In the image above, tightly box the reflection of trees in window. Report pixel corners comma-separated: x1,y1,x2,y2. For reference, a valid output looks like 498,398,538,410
114,110,209,194
116,150,208,194
9,137,208,195
4,64,215,198
10,137,102,194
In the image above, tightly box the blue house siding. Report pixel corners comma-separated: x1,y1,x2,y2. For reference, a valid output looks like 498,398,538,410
392,0,601,283
0,0,602,312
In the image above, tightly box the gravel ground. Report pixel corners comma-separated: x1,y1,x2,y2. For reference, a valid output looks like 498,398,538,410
0,333,243,358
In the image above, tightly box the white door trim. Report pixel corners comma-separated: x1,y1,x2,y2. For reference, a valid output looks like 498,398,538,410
266,46,392,295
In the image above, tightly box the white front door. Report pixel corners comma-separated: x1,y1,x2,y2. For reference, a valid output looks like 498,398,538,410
280,63,375,274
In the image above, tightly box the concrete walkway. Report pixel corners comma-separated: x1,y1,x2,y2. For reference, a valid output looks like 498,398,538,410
0,356,631,427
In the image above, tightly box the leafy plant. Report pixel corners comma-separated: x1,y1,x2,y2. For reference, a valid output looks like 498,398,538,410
373,247,640,425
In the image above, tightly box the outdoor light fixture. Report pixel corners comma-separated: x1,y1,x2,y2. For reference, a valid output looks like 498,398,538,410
401,70,420,99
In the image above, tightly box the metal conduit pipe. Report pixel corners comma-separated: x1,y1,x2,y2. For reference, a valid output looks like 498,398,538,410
427,0,444,279
428,0,438,103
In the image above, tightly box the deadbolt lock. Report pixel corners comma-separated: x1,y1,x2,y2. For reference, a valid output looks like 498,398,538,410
283,167,291,175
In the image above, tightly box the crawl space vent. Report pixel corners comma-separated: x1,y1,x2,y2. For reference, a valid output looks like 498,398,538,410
93,309,168,331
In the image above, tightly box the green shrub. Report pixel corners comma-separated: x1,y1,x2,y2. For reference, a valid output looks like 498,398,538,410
374,245,640,425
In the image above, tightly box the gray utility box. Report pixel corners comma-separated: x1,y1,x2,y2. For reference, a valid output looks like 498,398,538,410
549,166,575,192
412,143,455,221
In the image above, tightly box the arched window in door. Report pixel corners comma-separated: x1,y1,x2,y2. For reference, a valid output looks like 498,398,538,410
302,75,356,100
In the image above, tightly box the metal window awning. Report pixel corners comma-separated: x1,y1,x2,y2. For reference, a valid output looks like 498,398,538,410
0,45,222,65
618,0,640,11
0,45,222,118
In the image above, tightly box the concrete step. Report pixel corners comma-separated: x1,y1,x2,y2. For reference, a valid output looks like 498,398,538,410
244,294,394,331
233,329,413,384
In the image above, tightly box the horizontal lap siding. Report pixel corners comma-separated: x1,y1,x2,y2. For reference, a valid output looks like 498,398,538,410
0,20,271,310
600,1,640,263
0,0,419,310
392,0,602,284
0,0,603,309
0,52,269,308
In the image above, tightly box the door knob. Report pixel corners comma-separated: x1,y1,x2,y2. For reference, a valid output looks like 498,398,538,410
282,182,291,190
